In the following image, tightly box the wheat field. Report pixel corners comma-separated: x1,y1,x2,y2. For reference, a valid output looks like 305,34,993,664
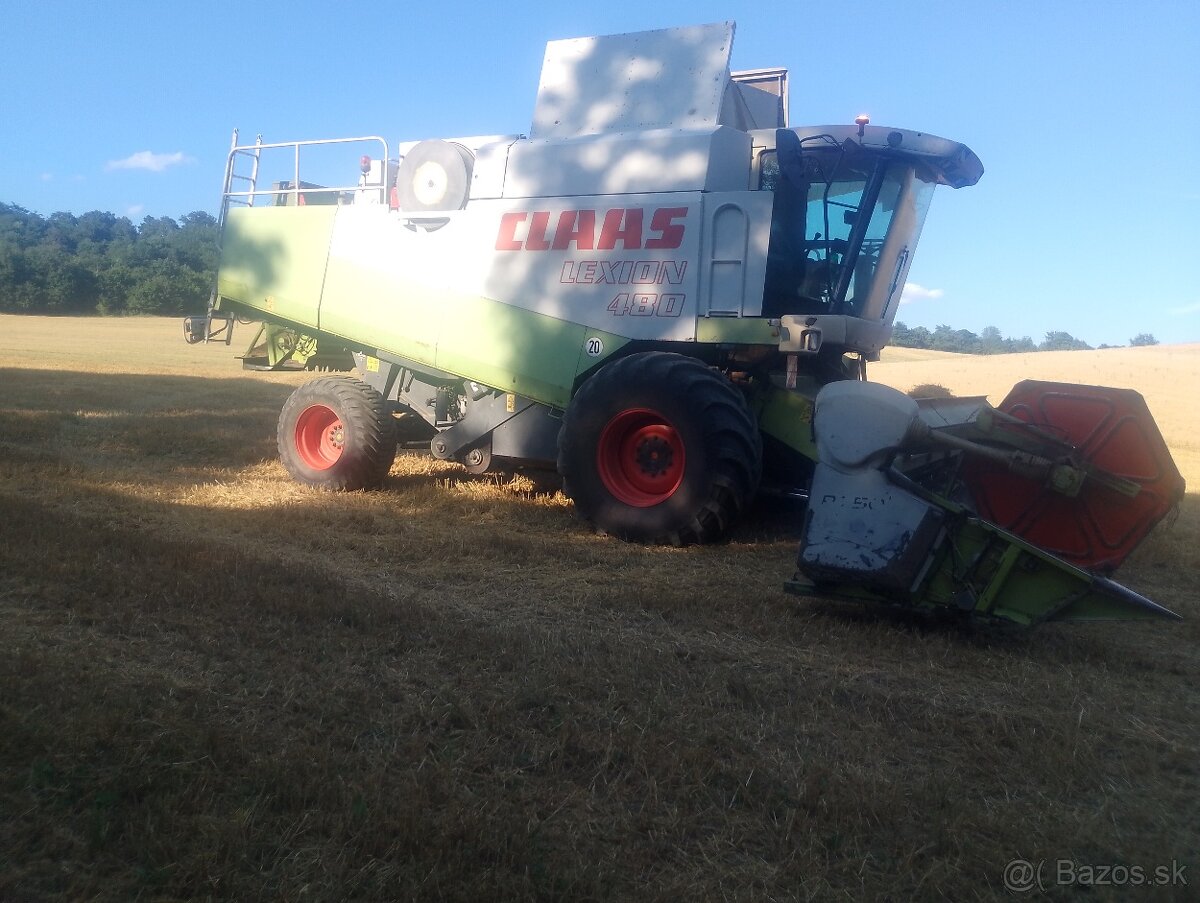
1,315,1196,900
872,344,1200,488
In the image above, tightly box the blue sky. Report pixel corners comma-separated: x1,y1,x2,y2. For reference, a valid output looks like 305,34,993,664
3,0,1198,345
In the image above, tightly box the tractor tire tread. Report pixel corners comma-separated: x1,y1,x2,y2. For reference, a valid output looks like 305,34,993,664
277,376,396,491
558,351,761,545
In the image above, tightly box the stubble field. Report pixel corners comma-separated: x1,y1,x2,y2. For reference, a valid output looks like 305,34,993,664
1,315,1197,900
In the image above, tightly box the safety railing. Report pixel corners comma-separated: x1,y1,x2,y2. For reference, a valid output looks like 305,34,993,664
217,132,391,229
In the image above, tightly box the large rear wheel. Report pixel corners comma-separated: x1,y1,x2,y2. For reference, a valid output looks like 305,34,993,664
278,377,396,490
558,352,762,544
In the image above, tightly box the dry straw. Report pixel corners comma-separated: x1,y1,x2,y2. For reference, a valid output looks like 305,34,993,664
2,316,1196,899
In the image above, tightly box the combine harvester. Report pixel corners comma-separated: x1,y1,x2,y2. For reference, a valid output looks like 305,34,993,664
185,23,1184,627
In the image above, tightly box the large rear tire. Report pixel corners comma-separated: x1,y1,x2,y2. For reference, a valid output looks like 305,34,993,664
558,352,762,545
278,377,396,490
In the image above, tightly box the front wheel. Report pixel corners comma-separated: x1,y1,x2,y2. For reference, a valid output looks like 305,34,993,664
558,352,762,545
277,377,396,490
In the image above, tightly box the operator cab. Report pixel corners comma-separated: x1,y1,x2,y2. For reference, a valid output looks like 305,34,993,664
758,123,982,343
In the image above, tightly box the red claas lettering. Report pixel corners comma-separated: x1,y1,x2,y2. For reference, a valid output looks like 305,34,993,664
495,207,688,251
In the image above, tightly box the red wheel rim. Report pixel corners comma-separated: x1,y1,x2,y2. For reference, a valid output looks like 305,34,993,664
597,408,685,507
294,404,345,470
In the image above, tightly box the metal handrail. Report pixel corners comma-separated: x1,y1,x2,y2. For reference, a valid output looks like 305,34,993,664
221,135,391,210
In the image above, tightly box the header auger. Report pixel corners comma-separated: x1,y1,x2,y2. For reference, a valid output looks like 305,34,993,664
185,22,1183,626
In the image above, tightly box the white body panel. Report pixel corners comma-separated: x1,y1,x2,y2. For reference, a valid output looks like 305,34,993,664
503,127,751,198
699,191,773,317
531,22,735,139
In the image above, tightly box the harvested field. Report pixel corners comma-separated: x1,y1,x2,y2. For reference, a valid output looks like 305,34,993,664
2,316,1197,900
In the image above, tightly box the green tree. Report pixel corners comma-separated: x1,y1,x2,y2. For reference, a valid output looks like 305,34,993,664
908,325,932,349
1040,331,1092,351
0,202,218,315
0,245,38,311
930,324,983,353
1130,333,1159,346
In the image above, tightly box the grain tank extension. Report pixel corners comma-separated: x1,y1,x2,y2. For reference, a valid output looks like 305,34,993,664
186,22,1184,626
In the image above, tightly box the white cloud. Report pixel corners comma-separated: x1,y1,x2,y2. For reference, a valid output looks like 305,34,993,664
899,282,945,304
126,204,145,217
1167,301,1200,316
40,172,53,182
105,151,195,173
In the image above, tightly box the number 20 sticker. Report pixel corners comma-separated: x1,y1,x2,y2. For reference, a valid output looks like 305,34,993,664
585,337,604,357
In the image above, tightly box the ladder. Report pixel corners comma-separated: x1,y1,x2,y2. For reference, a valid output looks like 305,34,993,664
219,128,263,231
200,130,261,343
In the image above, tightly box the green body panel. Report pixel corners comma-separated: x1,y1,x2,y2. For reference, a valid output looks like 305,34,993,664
217,207,337,328
753,383,818,460
695,317,781,345
433,300,629,408
317,250,444,367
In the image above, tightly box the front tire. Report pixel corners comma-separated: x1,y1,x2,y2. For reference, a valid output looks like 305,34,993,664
558,352,762,545
278,377,396,490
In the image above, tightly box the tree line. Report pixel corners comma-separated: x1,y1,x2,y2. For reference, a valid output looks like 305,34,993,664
891,322,1157,353
0,202,217,316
